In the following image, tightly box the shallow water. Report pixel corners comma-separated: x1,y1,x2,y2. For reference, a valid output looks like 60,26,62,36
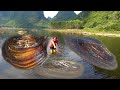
0,30,120,79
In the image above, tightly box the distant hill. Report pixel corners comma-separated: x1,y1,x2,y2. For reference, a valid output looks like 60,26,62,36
0,11,47,28
52,11,77,21
77,11,90,20
47,17,52,20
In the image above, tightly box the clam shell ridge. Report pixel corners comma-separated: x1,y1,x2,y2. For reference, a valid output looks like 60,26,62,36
2,35,49,69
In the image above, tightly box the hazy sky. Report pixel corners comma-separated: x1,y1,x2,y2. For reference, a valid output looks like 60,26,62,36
44,11,82,18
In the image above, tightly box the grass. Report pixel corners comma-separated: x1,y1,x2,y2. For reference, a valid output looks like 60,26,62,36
45,29,120,37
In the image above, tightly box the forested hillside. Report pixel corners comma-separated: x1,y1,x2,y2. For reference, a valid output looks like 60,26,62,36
0,11,48,28
50,11,120,30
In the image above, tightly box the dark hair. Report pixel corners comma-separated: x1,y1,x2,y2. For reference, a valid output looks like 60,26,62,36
53,36,57,39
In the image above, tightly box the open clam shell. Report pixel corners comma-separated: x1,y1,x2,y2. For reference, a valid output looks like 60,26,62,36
2,35,49,69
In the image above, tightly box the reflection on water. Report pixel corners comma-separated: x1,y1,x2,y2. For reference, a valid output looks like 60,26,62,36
0,30,120,79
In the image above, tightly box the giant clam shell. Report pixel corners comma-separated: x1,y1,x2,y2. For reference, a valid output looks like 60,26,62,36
64,36,118,70
34,59,84,79
2,35,49,69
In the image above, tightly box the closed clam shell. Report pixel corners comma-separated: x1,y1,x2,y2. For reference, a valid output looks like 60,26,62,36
2,35,49,69
64,36,118,70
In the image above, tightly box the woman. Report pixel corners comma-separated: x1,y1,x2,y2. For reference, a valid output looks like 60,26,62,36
49,36,59,54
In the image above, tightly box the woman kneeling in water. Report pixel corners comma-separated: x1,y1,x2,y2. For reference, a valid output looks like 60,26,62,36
49,36,59,54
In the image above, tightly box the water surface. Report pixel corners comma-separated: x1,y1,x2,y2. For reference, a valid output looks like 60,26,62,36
0,29,120,79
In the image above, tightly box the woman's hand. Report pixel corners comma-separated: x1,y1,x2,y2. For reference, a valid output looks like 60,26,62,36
54,46,56,48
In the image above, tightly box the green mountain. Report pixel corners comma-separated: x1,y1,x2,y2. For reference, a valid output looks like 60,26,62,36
47,17,52,20
0,11,46,28
77,11,90,20
52,11,77,21
77,11,120,30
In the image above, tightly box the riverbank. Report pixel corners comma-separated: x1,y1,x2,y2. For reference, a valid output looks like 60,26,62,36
46,29,120,37
1,28,120,37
